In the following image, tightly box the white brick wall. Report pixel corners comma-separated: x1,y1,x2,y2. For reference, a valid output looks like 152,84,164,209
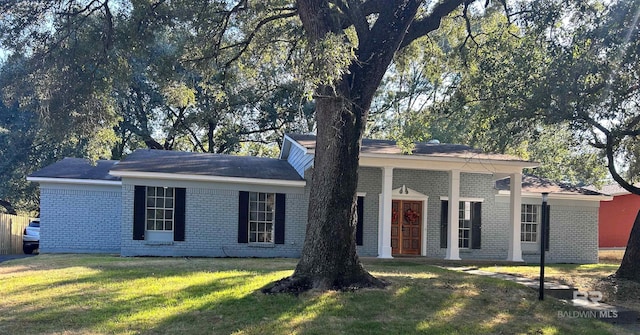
39,184,121,254
521,204,599,263
37,168,599,263
120,181,309,257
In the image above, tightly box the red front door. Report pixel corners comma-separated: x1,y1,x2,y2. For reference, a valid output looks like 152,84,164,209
391,200,422,255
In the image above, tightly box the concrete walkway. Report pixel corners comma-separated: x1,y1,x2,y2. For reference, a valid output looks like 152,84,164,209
444,266,640,327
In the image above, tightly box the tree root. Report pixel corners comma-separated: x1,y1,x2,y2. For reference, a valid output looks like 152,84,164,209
262,272,388,295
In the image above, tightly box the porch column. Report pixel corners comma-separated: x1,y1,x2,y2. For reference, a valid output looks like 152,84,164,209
507,172,524,262
378,166,393,258
445,169,461,260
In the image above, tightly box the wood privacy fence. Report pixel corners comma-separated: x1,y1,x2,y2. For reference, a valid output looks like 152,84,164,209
0,213,32,254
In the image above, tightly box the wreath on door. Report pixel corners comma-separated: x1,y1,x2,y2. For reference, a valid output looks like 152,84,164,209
392,208,398,223
404,208,419,224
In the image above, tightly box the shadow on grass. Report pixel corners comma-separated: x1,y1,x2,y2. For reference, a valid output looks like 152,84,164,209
0,255,620,335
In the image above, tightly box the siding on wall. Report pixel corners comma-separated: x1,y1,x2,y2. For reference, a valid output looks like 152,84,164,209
39,184,121,254
285,143,314,178
598,194,640,248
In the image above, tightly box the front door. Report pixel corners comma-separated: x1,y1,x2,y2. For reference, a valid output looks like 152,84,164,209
391,200,422,255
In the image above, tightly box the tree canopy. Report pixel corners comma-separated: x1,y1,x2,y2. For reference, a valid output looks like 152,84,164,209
1,0,639,282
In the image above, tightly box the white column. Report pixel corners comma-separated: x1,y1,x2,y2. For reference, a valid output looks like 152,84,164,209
445,169,461,260
507,172,524,262
378,166,393,258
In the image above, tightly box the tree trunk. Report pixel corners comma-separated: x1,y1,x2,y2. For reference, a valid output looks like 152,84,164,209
263,0,457,293
264,85,386,293
615,209,640,281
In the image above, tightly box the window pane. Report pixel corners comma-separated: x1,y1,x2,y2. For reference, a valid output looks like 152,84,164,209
156,209,164,220
147,220,154,230
147,209,155,220
249,192,257,201
165,210,173,219
165,198,173,208
165,221,173,230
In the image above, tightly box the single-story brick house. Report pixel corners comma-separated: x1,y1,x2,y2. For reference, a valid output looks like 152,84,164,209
27,134,610,263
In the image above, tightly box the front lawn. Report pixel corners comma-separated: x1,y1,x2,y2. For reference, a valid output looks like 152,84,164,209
0,255,622,334
479,262,640,312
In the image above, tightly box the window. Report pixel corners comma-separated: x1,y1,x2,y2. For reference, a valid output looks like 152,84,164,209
248,192,275,243
521,204,539,242
238,191,285,244
458,201,471,248
133,186,185,241
441,200,482,249
146,186,175,231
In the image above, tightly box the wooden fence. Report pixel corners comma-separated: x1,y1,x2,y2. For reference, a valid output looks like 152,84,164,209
0,213,32,254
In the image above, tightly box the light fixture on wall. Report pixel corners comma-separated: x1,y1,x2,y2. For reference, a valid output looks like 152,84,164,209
400,185,408,194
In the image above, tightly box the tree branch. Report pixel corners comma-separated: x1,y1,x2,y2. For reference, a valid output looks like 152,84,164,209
400,0,470,49
0,199,17,215
605,133,640,195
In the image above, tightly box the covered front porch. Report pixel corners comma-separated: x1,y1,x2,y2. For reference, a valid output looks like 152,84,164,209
360,152,537,262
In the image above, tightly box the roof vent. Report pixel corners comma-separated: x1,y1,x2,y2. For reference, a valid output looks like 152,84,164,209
427,139,441,144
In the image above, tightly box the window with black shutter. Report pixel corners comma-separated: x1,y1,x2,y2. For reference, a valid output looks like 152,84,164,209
133,186,185,241
238,191,286,244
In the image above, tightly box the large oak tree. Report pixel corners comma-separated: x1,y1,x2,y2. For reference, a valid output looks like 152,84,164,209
266,0,472,292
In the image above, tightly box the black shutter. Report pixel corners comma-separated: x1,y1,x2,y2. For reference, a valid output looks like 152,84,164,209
238,191,249,243
440,200,448,248
356,196,364,246
133,186,146,240
274,193,286,244
173,188,186,241
471,202,482,249
545,204,550,251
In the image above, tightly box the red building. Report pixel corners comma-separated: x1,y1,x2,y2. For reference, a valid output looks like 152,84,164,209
597,184,640,248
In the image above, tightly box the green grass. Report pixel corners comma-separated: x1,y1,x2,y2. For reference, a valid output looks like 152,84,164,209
0,255,624,334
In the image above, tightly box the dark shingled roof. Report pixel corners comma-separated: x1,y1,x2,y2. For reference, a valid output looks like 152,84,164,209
287,134,530,162
110,149,303,181
29,158,120,181
496,175,604,196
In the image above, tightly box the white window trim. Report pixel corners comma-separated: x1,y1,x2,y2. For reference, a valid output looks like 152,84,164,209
521,204,540,244
248,192,276,244
458,201,474,249
145,186,175,233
